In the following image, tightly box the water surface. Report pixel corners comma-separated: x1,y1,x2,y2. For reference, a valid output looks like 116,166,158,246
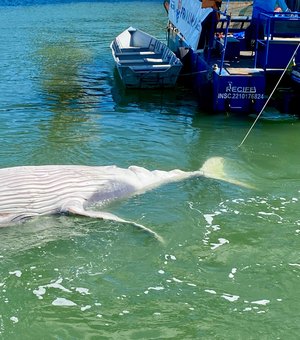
0,1,299,339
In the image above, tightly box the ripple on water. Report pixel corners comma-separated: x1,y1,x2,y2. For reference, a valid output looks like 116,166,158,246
190,193,300,251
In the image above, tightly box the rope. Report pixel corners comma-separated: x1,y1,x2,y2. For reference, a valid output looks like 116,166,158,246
224,0,230,15
179,70,208,77
238,43,300,148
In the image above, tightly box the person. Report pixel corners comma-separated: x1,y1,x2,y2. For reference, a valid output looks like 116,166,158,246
252,0,289,19
245,0,290,49
197,0,222,50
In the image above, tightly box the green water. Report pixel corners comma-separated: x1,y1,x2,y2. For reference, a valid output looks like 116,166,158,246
0,1,299,339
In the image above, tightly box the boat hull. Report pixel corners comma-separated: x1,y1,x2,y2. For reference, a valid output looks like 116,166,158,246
213,68,266,113
116,63,182,89
167,25,267,114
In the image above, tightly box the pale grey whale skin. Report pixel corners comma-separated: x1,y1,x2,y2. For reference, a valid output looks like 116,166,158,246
0,157,244,242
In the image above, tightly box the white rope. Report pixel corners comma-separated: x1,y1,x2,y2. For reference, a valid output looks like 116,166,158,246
238,43,300,148
224,0,230,15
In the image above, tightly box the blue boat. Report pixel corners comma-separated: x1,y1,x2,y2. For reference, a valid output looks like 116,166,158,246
164,0,300,115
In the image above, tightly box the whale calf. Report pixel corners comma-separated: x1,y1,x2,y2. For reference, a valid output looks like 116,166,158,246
0,157,246,242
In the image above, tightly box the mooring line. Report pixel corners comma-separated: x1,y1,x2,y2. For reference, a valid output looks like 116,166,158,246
238,43,300,148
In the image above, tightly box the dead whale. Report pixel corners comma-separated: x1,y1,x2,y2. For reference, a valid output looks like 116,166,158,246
0,157,248,242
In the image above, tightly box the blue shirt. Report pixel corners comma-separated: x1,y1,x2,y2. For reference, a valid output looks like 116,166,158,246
253,0,289,18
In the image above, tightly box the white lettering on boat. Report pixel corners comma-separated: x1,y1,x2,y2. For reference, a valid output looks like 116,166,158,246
225,81,256,94
217,93,265,100
217,81,265,100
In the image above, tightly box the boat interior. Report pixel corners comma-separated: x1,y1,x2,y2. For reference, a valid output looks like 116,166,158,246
208,10,300,71
112,28,182,72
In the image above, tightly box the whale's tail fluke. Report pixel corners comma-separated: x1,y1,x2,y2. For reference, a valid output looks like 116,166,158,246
199,157,254,189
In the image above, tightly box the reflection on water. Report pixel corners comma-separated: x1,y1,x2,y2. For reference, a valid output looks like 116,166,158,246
31,37,116,164
36,40,94,154
38,40,93,112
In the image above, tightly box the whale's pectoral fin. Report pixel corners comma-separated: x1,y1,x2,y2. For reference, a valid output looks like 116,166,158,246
0,213,32,226
66,206,164,244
